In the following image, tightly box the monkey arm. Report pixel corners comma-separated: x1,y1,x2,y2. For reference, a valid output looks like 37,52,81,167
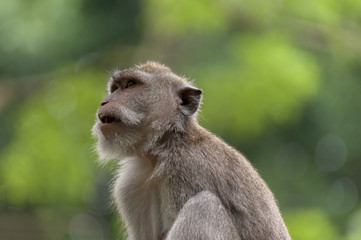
166,191,241,240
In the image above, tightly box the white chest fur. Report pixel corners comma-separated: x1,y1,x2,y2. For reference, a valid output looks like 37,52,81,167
113,157,164,240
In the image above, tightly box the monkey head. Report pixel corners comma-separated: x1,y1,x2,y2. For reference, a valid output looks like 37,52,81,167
92,61,202,160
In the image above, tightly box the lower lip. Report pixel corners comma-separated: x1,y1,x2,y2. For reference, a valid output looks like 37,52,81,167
99,121,122,130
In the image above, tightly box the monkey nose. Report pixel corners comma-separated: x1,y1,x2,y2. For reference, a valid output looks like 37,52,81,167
100,100,109,106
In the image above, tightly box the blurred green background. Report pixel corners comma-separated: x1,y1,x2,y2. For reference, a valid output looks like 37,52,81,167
0,0,361,239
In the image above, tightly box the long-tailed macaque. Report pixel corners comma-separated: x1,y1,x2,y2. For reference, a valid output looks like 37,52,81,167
92,61,291,240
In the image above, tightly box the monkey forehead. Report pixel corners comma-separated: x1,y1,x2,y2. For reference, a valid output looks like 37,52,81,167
133,62,192,87
110,69,151,82
110,67,189,87
134,61,172,73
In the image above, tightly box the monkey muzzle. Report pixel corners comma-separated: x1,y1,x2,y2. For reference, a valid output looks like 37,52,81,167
98,113,118,124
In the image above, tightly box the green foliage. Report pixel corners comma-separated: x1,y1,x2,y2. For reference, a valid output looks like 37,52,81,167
346,208,361,240
284,209,341,240
0,70,106,206
200,33,319,138
284,0,341,25
0,0,139,75
144,0,226,36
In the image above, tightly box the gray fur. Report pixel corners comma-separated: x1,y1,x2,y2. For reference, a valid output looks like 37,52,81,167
167,191,240,240
92,61,291,240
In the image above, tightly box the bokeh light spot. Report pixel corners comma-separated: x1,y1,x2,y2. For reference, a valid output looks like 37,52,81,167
326,178,358,215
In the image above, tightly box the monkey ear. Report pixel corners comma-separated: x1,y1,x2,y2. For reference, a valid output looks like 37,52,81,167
178,87,202,116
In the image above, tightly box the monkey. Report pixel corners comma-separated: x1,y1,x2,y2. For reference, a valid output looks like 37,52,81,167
92,61,291,240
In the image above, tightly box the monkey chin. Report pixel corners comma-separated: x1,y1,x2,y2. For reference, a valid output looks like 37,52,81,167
92,121,143,162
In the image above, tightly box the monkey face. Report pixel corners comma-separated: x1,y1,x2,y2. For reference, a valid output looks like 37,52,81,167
92,61,202,160
92,72,150,159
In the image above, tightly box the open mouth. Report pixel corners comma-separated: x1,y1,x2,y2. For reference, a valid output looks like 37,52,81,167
98,113,119,124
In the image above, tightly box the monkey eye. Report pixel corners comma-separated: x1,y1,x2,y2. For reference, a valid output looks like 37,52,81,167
110,84,118,93
125,79,136,89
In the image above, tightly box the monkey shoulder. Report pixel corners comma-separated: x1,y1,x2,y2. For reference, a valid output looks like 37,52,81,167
158,127,263,192
185,127,253,174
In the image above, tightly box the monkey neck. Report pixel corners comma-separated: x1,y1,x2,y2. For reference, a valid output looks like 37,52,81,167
143,119,205,168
